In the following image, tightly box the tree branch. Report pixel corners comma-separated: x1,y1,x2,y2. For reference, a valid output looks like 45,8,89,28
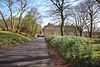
50,0,60,9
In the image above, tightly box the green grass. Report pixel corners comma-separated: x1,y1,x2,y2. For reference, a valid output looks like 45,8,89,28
77,37,100,57
0,31,34,46
46,35,100,67
76,36,100,65
76,36,94,42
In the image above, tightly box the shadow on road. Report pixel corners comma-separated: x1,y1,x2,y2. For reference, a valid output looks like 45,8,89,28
0,38,51,67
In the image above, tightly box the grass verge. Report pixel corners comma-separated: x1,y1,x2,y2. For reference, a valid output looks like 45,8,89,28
77,36,100,66
0,31,35,52
45,35,100,67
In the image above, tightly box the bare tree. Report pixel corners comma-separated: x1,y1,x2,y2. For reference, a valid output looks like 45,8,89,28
17,0,28,33
47,0,72,36
71,5,89,36
74,0,100,37
8,0,13,31
0,0,19,31
96,0,100,3
0,0,14,31
12,12,20,31
71,0,100,37
84,0,100,38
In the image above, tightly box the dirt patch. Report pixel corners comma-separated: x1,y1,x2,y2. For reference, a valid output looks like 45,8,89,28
45,40,71,67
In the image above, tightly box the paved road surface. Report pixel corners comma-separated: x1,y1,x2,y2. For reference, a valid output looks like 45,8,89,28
0,38,52,67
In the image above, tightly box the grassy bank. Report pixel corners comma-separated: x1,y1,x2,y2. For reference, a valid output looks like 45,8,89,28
0,31,35,48
45,35,100,67
77,36,100,62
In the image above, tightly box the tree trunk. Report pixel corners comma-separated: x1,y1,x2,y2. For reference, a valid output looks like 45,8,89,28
13,12,20,32
0,11,9,31
11,13,13,31
80,30,83,36
75,28,77,36
9,8,13,32
17,24,21,33
33,26,38,37
61,11,64,36
17,14,22,33
12,17,15,32
86,25,90,37
17,29,20,33
90,13,93,38
17,28,21,33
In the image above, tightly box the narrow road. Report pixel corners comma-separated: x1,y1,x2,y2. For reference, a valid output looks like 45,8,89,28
0,38,52,67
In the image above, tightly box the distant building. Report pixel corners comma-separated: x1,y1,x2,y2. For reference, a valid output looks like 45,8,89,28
83,27,100,37
93,27,100,35
43,23,80,36
44,23,100,37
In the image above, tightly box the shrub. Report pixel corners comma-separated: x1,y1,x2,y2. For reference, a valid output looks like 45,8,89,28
46,35,94,60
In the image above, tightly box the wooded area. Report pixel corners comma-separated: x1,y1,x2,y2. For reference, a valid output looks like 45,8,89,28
0,0,42,37
46,0,100,38
0,0,100,37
